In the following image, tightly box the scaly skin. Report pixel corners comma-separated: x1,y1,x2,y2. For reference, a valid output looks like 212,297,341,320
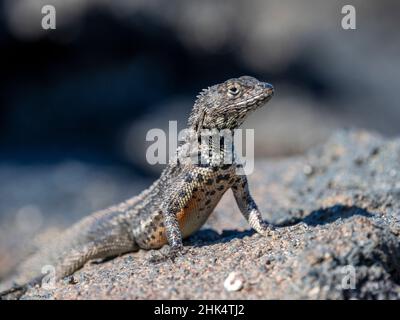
0,75,274,299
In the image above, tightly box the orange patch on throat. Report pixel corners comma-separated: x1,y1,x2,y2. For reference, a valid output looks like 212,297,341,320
176,198,197,228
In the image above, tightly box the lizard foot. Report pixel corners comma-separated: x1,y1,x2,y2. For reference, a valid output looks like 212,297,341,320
148,245,186,264
257,223,278,239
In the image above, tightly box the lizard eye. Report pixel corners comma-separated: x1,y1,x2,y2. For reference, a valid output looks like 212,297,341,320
228,85,241,96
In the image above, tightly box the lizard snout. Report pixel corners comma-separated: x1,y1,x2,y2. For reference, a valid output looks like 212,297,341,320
262,82,274,96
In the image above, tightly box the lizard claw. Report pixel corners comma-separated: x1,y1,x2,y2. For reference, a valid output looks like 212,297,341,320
167,245,186,262
258,223,276,237
148,245,185,264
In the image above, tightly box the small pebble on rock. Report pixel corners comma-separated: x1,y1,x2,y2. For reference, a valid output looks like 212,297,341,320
224,271,244,292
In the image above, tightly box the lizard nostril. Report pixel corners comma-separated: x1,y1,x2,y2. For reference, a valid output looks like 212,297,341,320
262,82,273,90
262,83,274,95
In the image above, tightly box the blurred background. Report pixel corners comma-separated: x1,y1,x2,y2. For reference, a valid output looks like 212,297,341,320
0,0,399,278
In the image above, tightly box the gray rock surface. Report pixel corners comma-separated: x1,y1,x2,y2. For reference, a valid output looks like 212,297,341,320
13,130,400,299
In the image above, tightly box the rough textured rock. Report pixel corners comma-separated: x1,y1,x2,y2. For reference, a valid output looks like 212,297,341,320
9,130,400,299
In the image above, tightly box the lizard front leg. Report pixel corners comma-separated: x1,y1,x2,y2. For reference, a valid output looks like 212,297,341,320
161,207,184,256
156,171,200,260
232,174,275,236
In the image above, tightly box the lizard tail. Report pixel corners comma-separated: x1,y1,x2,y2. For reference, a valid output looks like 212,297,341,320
1,207,137,298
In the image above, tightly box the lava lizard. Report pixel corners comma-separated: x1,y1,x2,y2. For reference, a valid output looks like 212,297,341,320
0,75,275,299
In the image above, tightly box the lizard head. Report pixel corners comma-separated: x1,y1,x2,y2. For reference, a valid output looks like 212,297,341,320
189,76,274,131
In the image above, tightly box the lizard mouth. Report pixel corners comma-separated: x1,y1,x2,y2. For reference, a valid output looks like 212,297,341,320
229,92,273,109
255,84,274,105
246,91,273,108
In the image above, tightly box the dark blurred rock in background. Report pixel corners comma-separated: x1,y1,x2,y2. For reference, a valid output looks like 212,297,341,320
0,0,399,278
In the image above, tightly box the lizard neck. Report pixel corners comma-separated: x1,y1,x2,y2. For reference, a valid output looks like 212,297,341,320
178,127,236,168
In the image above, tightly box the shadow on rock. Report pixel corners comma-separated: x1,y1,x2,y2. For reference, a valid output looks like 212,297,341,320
302,205,374,226
187,228,255,247
189,205,374,247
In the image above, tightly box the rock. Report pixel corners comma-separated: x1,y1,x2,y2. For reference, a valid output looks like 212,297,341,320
10,129,400,299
